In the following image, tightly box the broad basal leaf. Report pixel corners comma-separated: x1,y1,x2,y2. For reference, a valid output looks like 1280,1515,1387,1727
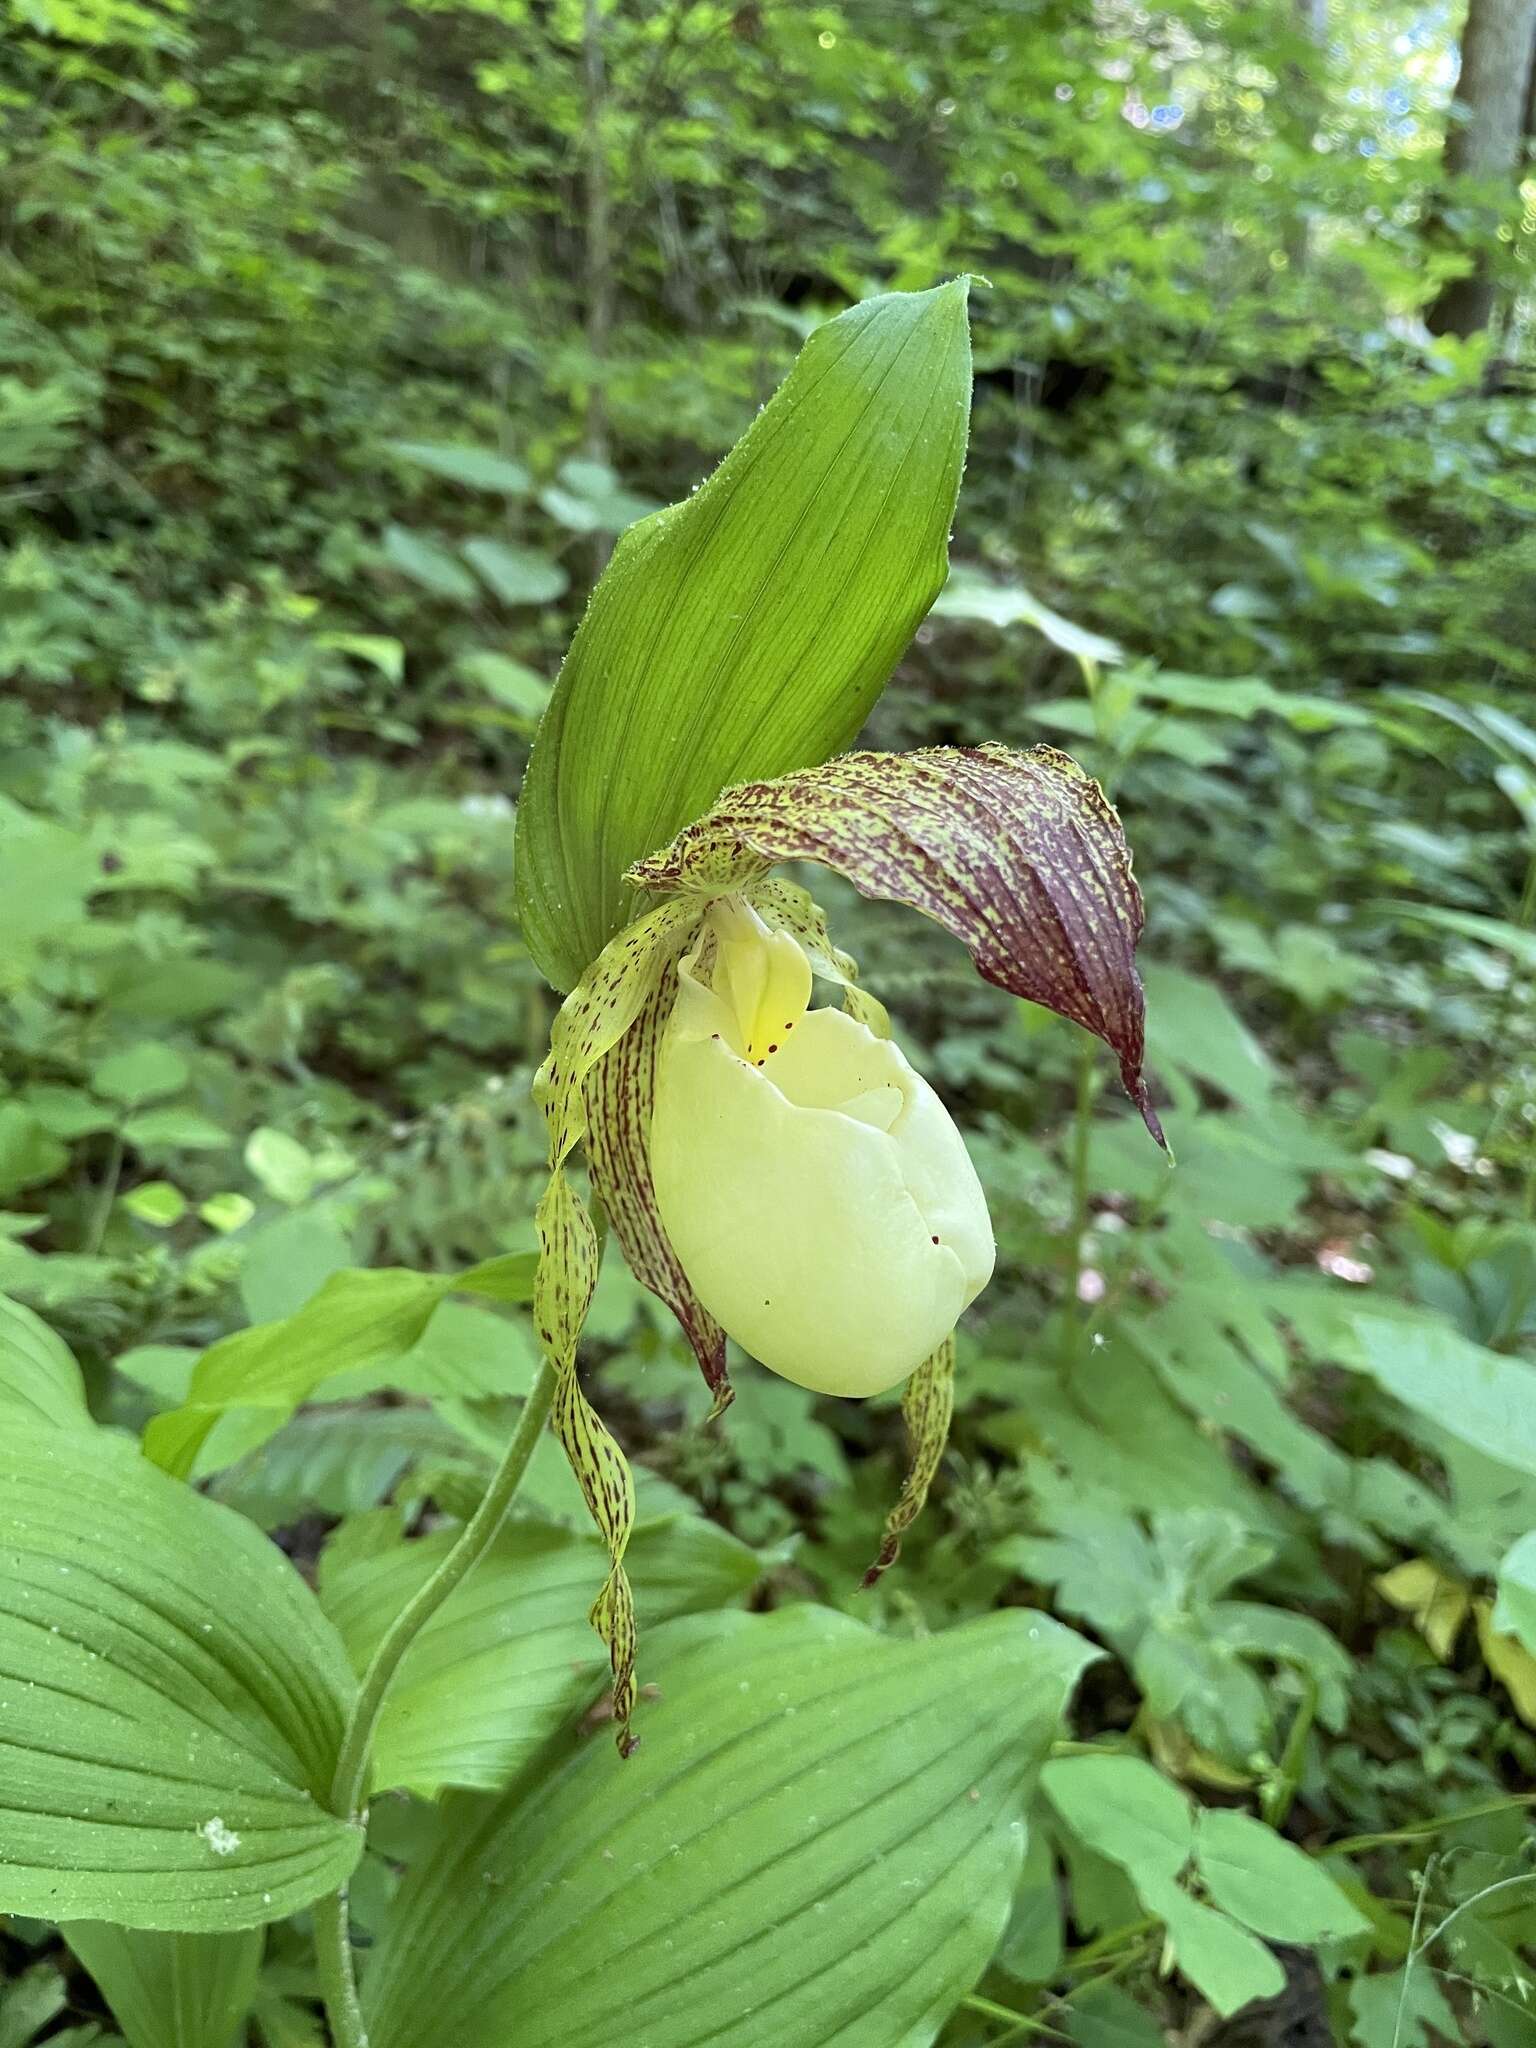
1194,1810,1368,1945
0,1291,90,1430
142,1262,535,1481
0,1425,359,1930
1136,1877,1285,2018
1041,1754,1193,1883
1347,1310,1536,1478
318,1512,759,1797
630,743,1162,1138
63,1923,263,2048
363,1604,1095,2048
142,1268,452,1479
515,281,973,991
210,1407,477,1533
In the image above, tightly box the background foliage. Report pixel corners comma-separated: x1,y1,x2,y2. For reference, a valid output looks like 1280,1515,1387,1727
3,1,1536,2044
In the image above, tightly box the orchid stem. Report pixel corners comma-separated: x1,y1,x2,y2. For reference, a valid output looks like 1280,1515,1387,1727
313,1357,558,2048
314,1891,368,2048
86,1133,125,1255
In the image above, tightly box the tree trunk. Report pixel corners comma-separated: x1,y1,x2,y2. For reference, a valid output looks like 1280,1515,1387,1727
1426,0,1536,337
1283,0,1328,273
582,0,614,574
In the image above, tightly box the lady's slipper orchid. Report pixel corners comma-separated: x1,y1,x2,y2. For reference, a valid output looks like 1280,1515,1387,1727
650,899,994,1397
529,742,1162,1751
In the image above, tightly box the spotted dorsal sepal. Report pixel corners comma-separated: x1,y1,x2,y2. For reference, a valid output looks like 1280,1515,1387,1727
627,744,1163,1144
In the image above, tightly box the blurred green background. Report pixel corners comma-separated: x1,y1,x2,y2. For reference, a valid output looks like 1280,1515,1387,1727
4,1,1536,2042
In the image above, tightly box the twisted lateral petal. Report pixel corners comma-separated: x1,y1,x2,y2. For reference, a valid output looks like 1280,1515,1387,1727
531,898,704,1756
628,743,1163,1143
535,896,703,1168
534,1168,639,1757
864,1335,956,1586
582,966,730,1413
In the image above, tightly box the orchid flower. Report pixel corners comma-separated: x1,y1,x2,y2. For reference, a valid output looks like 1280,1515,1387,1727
528,741,1161,1752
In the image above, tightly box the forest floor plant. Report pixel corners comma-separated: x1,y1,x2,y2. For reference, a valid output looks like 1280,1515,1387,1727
4,8,1536,2036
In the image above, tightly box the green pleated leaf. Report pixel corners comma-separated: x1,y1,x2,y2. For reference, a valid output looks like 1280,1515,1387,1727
202,1407,470,1533
0,1291,90,1430
515,281,973,991
62,1924,263,2048
631,742,1163,1139
141,1262,534,1481
1135,1877,1285,2018
142,1268,454,1479
462,538,567,606
0,1425,360,1930
317,1513,760,1798
1194,1809,1368,1943
384,440,532,495
363,1604,1096,2048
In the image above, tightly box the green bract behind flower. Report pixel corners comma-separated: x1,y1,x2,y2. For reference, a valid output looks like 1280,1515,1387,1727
515,283,974,992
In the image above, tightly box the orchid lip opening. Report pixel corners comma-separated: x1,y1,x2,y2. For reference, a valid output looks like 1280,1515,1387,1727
649,897,995,1398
